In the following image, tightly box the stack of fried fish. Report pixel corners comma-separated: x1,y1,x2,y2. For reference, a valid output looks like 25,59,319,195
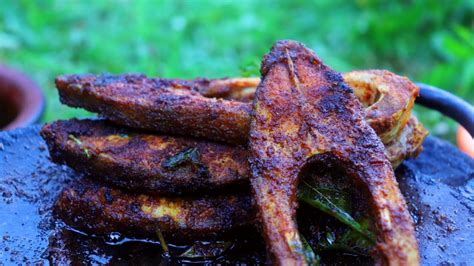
41,40,428,265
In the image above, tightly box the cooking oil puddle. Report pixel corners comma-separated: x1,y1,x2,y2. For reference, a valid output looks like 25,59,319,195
61,224,235,264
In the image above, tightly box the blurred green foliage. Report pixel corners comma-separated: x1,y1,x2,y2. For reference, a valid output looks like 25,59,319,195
0,0,472,141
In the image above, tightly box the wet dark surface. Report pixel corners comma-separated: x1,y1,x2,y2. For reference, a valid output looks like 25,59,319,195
0,126,473,265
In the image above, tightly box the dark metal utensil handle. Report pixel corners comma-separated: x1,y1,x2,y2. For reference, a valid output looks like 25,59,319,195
416,83,474,137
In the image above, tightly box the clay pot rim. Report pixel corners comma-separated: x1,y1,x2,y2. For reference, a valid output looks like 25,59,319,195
457,126,474,158
0,64,44,130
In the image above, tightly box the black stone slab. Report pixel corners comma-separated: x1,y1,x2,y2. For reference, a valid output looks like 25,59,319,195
0,126,473,264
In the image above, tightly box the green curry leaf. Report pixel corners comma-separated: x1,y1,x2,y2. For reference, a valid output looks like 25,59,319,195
301,234,320,265
297,180,376,244
318,219,374,255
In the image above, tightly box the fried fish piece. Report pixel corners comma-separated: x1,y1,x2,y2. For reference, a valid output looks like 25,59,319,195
41,119,249,195
56,71,421,146
343,70,419,144
386,116,428,167
54,179,255,241
40,118,425,194
195,77,261,98
248,40,418,265
204,71,421,145
56,74,252,144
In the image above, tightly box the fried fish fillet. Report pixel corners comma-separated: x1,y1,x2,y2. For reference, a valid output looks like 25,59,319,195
248,40,418,265
385,116,427,167
41,119,249,195
195,77,261,98
56,74,252,144
56,71,421,146
55,179,255,241
54,178,361,259
343,70,419,144
204,70,421,145
40,118,425,194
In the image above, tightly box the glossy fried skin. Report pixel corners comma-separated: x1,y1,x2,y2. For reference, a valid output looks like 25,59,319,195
54,179,255,241
248,41,419,265
56,75,253,144
41,119,249,195
56,71,422,146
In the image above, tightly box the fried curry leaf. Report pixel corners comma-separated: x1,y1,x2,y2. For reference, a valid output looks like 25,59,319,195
68,134,91,158
301,234,320,265
161,147,208,177
162,147,200,169
338,220,373,254
178,241,232,259
318,219,374,255
156,227,169,253
297,180,376,244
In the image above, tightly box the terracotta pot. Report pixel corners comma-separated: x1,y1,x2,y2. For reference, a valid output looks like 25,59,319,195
457,126,474,158
0,65,44,130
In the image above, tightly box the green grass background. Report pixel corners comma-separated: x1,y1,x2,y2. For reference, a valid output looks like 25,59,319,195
1,0,472,141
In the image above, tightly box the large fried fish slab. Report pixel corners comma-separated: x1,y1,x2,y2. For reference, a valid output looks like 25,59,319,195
248,40,418,265
41,119,249,195
56,75,252,144
55,179,255,241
